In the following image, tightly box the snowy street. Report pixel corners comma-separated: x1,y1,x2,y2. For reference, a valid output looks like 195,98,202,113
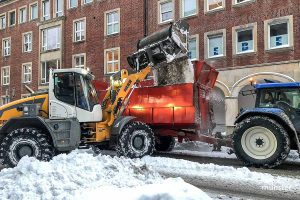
1,141,300,200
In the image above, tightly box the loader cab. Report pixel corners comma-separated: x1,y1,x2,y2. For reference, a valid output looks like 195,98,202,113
49,68,102,122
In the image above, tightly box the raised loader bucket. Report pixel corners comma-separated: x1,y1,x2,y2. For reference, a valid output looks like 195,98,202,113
127,20,189,70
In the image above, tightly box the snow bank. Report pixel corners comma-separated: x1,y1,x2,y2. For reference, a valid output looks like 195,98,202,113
0,150,211,200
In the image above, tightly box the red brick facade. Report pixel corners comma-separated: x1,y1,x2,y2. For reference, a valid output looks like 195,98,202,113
0,0,300,103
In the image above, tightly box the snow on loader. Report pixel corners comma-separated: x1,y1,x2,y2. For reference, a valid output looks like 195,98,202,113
233,82,300,168
0,21,189,167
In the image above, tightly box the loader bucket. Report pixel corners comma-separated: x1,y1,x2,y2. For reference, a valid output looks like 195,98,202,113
127,20,189,71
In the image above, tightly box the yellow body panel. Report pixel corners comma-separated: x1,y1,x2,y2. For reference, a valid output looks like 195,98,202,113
0,94,49,126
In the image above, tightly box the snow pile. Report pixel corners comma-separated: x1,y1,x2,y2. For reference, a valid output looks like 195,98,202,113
0,150,211,200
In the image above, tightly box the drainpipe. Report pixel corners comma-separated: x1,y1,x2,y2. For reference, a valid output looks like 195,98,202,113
144,0,148,37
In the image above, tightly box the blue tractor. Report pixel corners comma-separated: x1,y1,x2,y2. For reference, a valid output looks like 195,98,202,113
233,82,300,168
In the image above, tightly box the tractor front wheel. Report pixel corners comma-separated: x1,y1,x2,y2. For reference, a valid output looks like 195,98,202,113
116,121,155,158
0,127,55,168
233,116,290,168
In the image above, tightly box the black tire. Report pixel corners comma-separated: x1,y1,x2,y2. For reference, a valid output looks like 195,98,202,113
155,136,175,152
116,121,155,158
232,116,290,168
0,127,55,168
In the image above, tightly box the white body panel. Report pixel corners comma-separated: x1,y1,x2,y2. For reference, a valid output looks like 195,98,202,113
76,104,102,122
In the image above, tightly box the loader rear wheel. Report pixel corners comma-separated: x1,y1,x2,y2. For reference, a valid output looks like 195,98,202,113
155,136,175,152
0,127,55,168
117,121,155,158
233,116,290,168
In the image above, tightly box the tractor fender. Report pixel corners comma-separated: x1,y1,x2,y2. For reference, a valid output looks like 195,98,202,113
0,116,81,152
235,108,300,152
109,116,136,148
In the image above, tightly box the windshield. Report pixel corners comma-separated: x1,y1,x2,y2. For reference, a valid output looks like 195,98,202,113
258,88,300,109
75,73,99,111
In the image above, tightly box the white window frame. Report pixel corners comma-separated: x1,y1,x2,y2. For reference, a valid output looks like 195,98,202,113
188,34,199,61
232,22,257,55
54,0,64,17
1,95,10,105
8,9,16,27
0,13,6,30
73,18,86,42
2,37,11,57
232,0,256,6
21,94,31,98
82,0,93,5
264,15,294,51
1,66,10,86
104,47,120,74
104,9,120,36
40,59,61,84
30,2,38,20
68,0,78,9
22,32,32,53
42,0,50,21
72,53,86,68
41,26,61,51
22,62,32,83
19,6,27,24
180,0,198,18
205,0,225,13
158,0,174,24
205,29,226,59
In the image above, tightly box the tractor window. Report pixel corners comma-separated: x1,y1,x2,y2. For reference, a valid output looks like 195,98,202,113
54,73,75,105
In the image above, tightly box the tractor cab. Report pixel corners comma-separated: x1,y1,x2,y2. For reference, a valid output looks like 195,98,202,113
49,68,102,123
255,82,300,132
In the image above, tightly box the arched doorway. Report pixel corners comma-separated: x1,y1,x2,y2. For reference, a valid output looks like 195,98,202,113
210,87,226,133
238,84,256,111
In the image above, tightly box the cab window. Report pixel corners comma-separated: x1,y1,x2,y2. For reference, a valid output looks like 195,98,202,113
54,73,75,105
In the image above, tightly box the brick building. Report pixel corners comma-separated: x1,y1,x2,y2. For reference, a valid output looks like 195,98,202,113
1,0,300,133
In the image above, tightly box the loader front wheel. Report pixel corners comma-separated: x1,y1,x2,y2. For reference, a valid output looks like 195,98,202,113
0,127,55,168
117,121,155,158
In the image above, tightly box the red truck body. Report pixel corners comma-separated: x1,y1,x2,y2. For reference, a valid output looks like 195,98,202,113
94,61,221,143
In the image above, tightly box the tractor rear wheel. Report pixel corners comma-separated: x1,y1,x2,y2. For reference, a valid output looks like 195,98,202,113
116,121,155,158
232,116,290,168
0,127,55,168
155,136,175,152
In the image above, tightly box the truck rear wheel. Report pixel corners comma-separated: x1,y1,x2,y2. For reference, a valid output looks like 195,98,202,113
0,127,55,168
155,136,175,152
233,116,290,168
116,121,154,158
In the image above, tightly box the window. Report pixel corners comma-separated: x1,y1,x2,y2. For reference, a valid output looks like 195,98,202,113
30,3,38,20
42,0,50,20
181,0,197,17
54,0,63,17
74,19,86,42
41,60,60,84
22,63,32,83
83,0,92,5
159,0,173,23
2,38,11,56
2,96,10,105
105,10,120,35
19,7,27,24
0,14,6,29
104,48,120,74
42,26,61,51
205,30,226,59
23,32,32,52
206,0,224,12
69,0,78,9
54,72,75,105
8,10,16,26
1,66,10,86
265,16,293,50
237,29,253,53
188,35,199,60
73,54,86,68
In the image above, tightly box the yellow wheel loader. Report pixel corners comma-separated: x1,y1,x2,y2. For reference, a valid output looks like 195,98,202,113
0,21,189,167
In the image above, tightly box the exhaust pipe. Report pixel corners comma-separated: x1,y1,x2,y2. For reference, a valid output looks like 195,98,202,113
127,20,189,71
